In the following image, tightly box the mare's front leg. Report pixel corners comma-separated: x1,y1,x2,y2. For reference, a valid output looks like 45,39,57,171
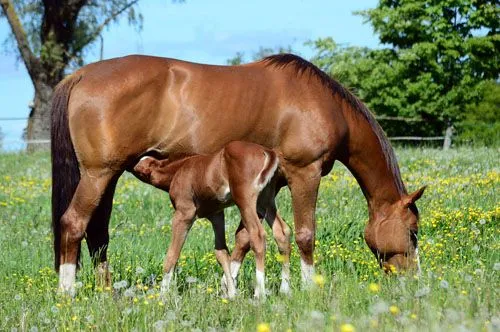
208,212,237,299
161,202,196,294
285,162,322,288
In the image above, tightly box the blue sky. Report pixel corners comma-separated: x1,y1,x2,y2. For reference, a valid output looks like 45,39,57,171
0,0,379,147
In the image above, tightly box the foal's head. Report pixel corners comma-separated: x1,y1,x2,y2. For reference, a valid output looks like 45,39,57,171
133,156,160,183
365,186,426,273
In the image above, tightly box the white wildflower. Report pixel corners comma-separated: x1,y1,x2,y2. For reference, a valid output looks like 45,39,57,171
123,287,135,298
415,286,430,298
113,280,129,290
153,320,166,331
370,300,389,315
186,276,198,284
440,280,449,289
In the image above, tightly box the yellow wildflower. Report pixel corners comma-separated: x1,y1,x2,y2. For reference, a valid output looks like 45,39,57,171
257,323,270,332
389,305,400,315
312,274,325,288
368,283,380,293
340,323,355,332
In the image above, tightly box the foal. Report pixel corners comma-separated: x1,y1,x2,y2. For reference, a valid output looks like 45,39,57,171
132,141,291,298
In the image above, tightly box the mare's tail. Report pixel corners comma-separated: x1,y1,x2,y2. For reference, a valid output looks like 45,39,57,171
51,74,81,271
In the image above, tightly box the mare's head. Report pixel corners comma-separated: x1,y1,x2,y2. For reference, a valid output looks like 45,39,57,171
365,186,426,273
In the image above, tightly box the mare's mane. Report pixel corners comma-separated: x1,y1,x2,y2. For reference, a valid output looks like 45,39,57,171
262,54,406,195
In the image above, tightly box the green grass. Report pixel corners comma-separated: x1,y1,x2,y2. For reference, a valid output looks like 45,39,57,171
0,148,498,331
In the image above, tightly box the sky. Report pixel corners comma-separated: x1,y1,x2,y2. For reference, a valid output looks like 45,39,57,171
0,0,379,149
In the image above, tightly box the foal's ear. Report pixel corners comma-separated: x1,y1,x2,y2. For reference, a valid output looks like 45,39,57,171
403,186,427,207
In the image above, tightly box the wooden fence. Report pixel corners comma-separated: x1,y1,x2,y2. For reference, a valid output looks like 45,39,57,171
0,115,454,150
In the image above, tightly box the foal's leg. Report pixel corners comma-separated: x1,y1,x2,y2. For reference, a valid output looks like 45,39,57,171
208,212,236,299
232,192,267,298
161,203,196,294
226,222,251,288
285,163,322,288
85,177,119,288
58,171,115,296
263,209,292,294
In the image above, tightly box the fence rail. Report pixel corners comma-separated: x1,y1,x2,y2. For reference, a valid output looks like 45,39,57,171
0,116,454,150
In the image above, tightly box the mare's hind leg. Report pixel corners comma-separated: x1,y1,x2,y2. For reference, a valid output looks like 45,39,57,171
58,171,115,295
85,177,119,288
208,212,236,299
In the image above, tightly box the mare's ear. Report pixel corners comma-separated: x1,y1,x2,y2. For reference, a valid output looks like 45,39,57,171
403,186,427,207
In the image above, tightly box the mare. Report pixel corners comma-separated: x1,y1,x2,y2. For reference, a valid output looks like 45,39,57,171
51,54,425,295
131,141,291,298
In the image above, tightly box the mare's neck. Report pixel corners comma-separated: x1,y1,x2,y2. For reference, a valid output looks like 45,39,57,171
340,107,406,219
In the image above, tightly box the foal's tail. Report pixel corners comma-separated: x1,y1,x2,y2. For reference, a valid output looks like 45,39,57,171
51,74,81,271
258,150,279,189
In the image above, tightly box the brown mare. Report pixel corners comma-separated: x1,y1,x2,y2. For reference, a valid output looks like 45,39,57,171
51,54,425,296
131,141,291,298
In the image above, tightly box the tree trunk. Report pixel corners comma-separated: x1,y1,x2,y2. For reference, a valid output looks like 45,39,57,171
26,80,53,152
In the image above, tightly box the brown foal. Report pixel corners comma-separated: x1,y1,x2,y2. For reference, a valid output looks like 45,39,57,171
52,54,425,296
131,141,291,298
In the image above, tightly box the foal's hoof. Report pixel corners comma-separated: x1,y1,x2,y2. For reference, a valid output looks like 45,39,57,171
253,288,267,300
57,286,76,298
279,282,291,296
221,277,237,299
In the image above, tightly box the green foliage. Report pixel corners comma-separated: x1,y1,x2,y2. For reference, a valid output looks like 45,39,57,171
0,148,498,330
309,1,499,140
2,0,143,79
226,45,294,65
455,80,500,146
226,51,244,65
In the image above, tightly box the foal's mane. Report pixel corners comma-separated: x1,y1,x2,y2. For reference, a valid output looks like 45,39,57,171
262,54,406,195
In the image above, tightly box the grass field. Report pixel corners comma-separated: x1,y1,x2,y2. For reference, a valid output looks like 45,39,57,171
0,147,498,331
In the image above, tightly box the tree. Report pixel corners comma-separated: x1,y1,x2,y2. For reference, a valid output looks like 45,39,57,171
226,45,294,65
457,80,500,145
310,1,499,137
0,0,143,151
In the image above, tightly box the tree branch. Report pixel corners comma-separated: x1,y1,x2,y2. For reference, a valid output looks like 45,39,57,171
79,0,139,52
0,0,41,80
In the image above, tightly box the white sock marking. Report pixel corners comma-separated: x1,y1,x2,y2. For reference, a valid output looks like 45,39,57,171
223,273,237,299
280,263,291,294
59,263,76,296
254,269,266,298
230,261,241,280
160,270,174,294
300,258,314,288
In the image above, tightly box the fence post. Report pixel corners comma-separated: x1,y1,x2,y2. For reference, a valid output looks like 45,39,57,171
443,124,453,150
